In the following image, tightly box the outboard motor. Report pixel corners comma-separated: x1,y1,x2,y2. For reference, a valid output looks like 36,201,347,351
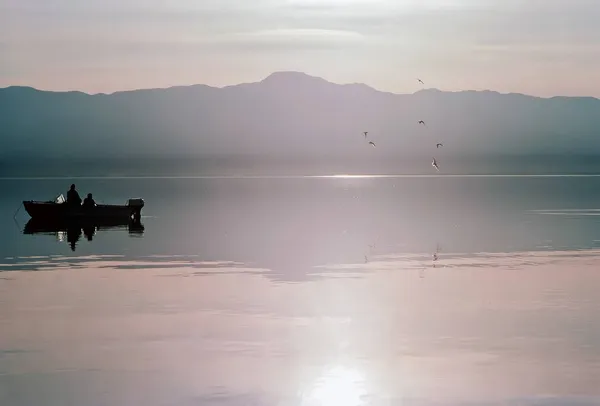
127,198,144,222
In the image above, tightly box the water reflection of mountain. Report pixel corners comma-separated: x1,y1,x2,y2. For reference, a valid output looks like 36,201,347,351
23,218,145,251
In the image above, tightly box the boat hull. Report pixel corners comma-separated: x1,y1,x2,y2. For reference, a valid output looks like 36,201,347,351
23,200,143,221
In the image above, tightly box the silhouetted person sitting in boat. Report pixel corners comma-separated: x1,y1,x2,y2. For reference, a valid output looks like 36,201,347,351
67,184,82,206
83,193,96,209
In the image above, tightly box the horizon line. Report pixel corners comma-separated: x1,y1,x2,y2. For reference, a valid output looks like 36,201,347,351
4,174,600,181
1,71,598,101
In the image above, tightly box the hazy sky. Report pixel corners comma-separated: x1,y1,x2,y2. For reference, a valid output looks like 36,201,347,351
1,0,599,96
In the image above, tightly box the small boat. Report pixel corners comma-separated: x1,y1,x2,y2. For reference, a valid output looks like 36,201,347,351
23,195,144,222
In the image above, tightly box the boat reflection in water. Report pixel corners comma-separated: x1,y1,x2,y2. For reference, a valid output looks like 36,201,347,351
23,218,145,251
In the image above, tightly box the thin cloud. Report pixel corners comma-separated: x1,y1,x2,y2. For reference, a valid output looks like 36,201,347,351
223,28,368,48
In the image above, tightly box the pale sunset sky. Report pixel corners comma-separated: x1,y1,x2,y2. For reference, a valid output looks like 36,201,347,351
1,0,599,96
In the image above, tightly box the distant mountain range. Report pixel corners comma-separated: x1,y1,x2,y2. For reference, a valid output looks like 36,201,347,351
1,71,600,173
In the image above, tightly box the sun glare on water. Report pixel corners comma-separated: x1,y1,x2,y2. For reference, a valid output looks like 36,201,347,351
303,366,367,406
330,174,374,178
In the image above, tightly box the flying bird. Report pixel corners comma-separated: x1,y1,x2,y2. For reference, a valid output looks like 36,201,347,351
417,78,425,85
369,141,376,148
436,143,443,148
432,157,439,172
363,131,368,139
418,120,426,126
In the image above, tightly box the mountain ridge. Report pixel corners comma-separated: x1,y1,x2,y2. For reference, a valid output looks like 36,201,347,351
3,71,597,100
1,71,600,167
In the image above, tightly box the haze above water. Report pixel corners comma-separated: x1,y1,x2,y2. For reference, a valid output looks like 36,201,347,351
2,175,600,405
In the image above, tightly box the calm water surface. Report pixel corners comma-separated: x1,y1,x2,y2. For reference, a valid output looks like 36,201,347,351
1,176,600,405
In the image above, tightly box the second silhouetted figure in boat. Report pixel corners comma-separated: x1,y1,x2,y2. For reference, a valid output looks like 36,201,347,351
83,193,97,209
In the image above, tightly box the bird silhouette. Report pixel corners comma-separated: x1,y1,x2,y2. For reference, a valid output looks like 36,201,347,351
363,131,368,139
436,143,443,148
418,120,426,126
432,158,439,171
417,78,425,85
369,141,376,148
